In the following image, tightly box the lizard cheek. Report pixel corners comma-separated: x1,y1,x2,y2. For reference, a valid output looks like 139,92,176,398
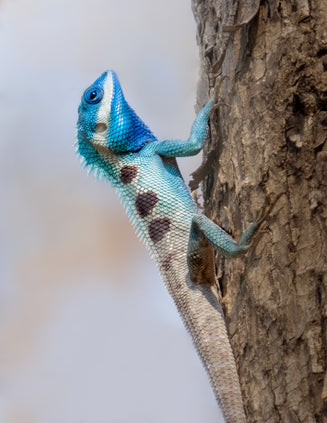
95,123,108,133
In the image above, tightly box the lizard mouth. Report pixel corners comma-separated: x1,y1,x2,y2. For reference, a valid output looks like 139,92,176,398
95,123,108,133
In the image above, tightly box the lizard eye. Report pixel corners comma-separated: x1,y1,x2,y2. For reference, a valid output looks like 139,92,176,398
83,86,104,105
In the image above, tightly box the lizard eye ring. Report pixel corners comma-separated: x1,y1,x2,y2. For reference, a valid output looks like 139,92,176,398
83,86,104,105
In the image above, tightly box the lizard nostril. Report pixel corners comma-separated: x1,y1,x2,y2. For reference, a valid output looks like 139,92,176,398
95,123,107,133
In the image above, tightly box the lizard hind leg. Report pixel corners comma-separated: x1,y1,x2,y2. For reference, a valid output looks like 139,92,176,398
187,193,283,283
187,214,250,284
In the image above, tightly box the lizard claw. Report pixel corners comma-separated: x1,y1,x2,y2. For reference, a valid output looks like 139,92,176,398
209,76,228,116
243,193,283,252
249,193,284,247
212,101,230,110
255,192,283,226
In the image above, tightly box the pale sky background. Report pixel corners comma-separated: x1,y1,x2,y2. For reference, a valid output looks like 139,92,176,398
0,0,223,422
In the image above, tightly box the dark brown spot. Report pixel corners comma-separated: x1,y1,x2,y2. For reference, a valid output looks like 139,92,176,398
161,251,180,273
135,191,158,218
120,165,138,184
148,217,171,244
162,254,173,271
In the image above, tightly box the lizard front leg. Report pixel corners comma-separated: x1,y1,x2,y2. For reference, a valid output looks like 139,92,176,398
151,97,214,157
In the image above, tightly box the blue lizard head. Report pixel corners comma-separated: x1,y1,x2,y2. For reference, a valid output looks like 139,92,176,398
77,70,157,169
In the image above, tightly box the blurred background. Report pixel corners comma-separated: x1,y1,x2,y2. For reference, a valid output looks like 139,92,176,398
0,0,223,421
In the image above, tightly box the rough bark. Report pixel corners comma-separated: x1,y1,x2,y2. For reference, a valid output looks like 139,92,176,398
191,1,327,422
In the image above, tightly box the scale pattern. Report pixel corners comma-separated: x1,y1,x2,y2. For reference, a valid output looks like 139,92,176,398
76,70,261,422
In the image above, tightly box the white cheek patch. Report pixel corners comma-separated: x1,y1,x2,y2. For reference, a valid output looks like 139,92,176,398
92,71,113,146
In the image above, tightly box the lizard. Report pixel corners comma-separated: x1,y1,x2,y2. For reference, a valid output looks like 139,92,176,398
76,70,276,422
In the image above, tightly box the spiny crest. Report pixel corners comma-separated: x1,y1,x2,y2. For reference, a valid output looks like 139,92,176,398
74,136,113,183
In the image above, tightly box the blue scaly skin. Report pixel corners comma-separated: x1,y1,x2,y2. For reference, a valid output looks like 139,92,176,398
77,70,270,422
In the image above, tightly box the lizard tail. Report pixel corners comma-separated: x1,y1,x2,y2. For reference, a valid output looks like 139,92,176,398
166,272,246,423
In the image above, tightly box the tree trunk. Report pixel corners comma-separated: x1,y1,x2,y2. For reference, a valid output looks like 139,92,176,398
191,1,327,422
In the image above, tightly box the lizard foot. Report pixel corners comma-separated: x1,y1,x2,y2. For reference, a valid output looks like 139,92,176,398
209,76,228,117
248,192,284,248
238,192,283,250
255,192,283,227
